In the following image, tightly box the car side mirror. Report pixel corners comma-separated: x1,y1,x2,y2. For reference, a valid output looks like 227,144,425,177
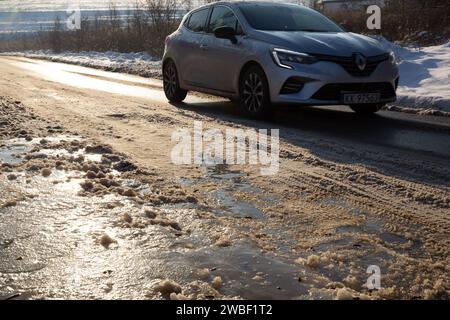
214,26,237,44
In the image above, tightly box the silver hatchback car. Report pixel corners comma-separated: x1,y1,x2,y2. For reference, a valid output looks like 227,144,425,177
163,1,399,117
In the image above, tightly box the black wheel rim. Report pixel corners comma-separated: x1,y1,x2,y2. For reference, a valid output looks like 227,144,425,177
243,72,263,113
163,63,177,97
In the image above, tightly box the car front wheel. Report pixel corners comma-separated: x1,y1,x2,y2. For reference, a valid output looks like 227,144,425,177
350,104,383,115
239,66,272,118
163,60,187,103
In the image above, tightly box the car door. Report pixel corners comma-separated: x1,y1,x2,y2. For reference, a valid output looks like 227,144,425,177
201,5,246,93
177,7,211,87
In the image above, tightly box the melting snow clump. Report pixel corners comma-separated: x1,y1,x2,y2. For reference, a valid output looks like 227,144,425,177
211,276,223,290
295,255,320,268
170,292,189,300
336,288,355,300
100,234,116,248
41,168,52,177
215,237,232,247
154,279,182,298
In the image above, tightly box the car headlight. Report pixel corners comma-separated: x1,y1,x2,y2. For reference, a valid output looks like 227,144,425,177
388,51,396,64
271,48,317,69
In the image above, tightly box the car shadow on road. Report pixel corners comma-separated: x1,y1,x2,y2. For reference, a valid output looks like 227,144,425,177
170,100,450,188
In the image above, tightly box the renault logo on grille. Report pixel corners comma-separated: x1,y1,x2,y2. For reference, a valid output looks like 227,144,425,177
354,53,367,71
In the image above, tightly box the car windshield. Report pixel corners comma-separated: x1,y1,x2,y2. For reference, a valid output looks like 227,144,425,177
237,3,344,32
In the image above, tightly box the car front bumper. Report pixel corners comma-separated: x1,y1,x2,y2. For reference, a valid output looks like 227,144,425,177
265,60,399,105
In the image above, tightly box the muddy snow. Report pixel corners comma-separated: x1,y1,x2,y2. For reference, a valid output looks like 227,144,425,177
1,95,449,300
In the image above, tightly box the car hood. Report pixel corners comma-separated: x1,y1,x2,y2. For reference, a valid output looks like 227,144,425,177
250,30,387,57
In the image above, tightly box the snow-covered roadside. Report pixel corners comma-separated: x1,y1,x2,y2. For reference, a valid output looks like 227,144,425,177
0,50,162,79
2,40,450,115
376,38,450,115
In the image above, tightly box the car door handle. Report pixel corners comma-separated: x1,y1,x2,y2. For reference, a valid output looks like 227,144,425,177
200,44,208,51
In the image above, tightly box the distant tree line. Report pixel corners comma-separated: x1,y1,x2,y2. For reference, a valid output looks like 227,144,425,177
321,0,449,45
0,0,448,56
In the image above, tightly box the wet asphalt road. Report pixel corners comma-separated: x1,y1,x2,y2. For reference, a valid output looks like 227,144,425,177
1,56,449,160
173,99,450,159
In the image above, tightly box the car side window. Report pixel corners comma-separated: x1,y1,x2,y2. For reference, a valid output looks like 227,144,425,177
186,9,209,33
208,6,243,35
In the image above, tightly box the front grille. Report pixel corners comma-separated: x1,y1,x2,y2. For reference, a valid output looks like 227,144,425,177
312,82,396,101
280,77,305,94
313,53,389,77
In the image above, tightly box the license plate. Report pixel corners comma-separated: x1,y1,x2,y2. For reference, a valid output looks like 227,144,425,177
342,92,380,104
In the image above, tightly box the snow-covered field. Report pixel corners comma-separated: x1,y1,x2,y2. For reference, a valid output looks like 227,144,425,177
2,39,449,114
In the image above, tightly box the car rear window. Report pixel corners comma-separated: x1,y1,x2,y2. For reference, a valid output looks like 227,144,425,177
187,8,209,33
237,3,343,32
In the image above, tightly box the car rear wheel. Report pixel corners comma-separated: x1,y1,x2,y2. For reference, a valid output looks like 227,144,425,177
350,104,383,115
163,60,187,103
239,66,272,118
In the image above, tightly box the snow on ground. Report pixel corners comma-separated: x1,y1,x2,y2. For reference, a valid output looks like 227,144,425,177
2,39,450,114
0,50,162,79
376,37,450,113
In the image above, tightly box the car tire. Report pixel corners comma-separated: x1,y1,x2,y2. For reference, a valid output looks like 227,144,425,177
163,60,187,103
350,104,383,115
239,66,272,118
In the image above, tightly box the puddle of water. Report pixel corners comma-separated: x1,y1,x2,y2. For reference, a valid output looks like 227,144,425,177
0,136,84,165
211,189,264,219
0,143,32,164
204,165,244,181
175,165,273,219
234,182,263,194
352,211,422,254
380,232,408,245
179,240,327,299
0,165,137,276
204,165,280,219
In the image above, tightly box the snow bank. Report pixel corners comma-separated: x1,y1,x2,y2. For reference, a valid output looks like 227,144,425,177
0,50,162,79
376,37,450,113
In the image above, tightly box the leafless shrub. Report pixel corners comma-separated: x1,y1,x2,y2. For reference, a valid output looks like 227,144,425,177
144,0,180,56
0,0,185,58
321,0,449,45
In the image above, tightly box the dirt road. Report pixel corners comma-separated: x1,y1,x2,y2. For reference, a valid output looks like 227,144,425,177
0,56,449,300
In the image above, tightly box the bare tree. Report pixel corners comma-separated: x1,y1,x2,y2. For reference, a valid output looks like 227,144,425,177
50,15,63,52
